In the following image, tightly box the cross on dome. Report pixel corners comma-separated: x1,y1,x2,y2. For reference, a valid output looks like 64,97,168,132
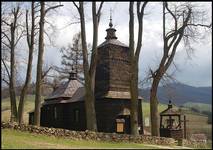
109,8,113,28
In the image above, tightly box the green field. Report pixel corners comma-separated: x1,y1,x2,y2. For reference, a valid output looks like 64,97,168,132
142,101,170,118
2,129,169,149
183,102,212,113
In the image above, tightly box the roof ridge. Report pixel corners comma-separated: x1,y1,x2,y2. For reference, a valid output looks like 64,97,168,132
98,39,128,48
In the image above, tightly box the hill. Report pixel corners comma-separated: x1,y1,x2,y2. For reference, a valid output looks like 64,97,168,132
139,83,212,105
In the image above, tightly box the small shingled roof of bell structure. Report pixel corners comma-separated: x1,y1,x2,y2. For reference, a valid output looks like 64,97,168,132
160,100,181,116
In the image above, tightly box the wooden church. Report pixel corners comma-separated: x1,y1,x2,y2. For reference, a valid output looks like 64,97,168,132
29,19,144,134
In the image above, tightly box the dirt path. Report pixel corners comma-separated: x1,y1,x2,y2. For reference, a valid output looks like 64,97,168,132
143,144,192,149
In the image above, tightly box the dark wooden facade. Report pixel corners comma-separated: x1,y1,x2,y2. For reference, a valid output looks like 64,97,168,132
38,99,143,134
41,101,86,130
30,20,144,134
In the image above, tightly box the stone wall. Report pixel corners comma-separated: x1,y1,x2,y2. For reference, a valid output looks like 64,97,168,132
181,139,209,149
1,122,175,146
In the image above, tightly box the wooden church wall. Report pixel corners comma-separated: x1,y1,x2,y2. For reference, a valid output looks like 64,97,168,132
40,102,86,131
95,98,143,134
95,45,131,96
40,99,143,134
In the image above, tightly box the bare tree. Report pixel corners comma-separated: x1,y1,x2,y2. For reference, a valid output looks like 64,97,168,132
73,2,104,131
17,2,36,124
129,2,148,135
148,2,212,136
1,3,24,122
34,2,63,126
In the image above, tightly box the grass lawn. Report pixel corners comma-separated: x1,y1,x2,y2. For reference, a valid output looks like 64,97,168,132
1,129,162,149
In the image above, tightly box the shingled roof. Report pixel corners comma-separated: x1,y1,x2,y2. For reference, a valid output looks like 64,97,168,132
45,79,83,100
97,39,128,48
43,87,84,105
95,91,143,100
98,18,128,49
160,101,181,116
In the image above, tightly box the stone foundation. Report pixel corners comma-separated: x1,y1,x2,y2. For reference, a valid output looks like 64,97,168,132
1,122,175,146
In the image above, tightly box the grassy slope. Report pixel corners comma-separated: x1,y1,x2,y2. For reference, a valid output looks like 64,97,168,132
183,102,212,113
142,101,169,118
1,95,43,123
2,129,161,149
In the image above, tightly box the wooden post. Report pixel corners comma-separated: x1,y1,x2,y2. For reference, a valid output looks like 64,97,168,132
181,115,189,139
178,115,181,128
184,115,186,139
169,115,172,128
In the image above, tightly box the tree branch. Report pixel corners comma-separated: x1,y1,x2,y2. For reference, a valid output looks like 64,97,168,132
45,4,63,15
187,23,212,28
41,66,53,80
2,41,11,49
2,31,11,43
135,2,147,61
44,29,53,45
1,58,11,79
2,78,10,85
14,30,25,47
97,2,104,23
26,9,30,47
2,20,11,26
58,21,80,30
73,2,79,11
165,2,177,31
97,2,104,16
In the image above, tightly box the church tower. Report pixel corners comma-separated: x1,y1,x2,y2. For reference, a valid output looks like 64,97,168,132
95,15,131,98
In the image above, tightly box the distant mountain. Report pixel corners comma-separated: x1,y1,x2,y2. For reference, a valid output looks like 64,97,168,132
139,83,212,105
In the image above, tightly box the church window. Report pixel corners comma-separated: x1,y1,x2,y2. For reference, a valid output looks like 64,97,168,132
54,107,57,120
74,109,80,123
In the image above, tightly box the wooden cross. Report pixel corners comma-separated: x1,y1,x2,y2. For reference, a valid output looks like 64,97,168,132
110,8,112,21
109,8,113,28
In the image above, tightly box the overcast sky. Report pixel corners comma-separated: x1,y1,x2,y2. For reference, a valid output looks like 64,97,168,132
12,2,212,87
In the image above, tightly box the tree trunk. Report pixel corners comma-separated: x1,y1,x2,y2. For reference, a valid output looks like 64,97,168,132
18,43,33,124
34,2,45,126
9,76,17,122
79,2,97,131
84,75,97,131
18,2,34,125
150,78,160,136
130,60,139,135
9,23,18,122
